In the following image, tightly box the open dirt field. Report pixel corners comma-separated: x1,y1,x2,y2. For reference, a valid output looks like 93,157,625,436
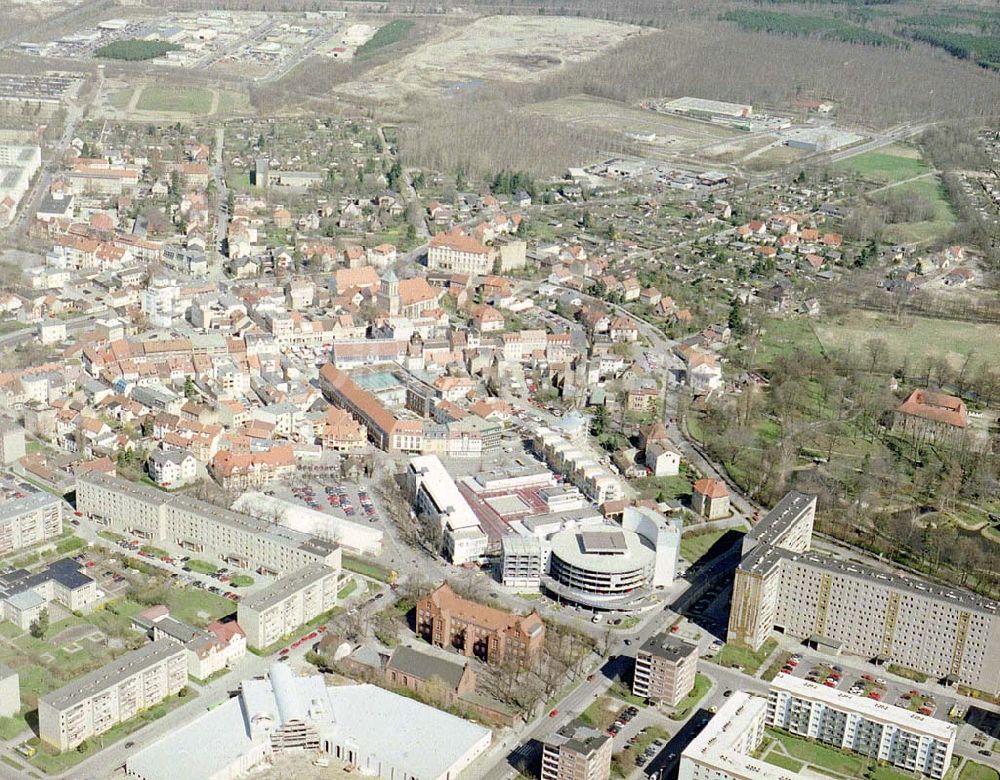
523,94,739,152
336,15,648,103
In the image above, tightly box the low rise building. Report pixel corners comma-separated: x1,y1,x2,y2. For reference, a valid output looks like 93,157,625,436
237,563,340,651
39,640,187,751
692,478,729,519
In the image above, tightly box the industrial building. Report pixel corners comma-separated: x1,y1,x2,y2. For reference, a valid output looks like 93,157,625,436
237,563,340,651
768,674,955,779
728,491,1000,696
76,472,340,577
125,663,492,780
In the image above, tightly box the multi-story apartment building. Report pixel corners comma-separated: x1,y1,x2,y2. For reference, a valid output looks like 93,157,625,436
679,692,772,780
0,421,25,464
541,721,612,780
416,583,545,667
632,633,697,706
38,640,187,751
728,492,1000,696
76,472,340,577
0,490,63,555
237,563,340,650
768,674,955,779
427,229,496,275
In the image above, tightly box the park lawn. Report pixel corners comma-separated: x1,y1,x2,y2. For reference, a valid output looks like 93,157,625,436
834,145,930,183
185,559,218,575
230,575,254,588
680,529,732,564
580,695,622,731
55,535,86,555
109,86,134,110
714,638,778,674
813,310,1000,370
959,762,999,780
765,753,805,773
136,85,213,114
669,673,712,720
768,728,865,776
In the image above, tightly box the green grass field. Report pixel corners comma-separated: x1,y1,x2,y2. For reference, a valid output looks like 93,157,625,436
136,85,213,115
959,762,999,780
342,554,393,583
754,317,824,368
580,695,622,730
766,753,806,772
882,176,956,244
814,310,1000,370
680,528,744,564
768,729,865,776
185,559,217,575
834,145,930,183
669,673,712,719
357,20,415,58
714,638,778,674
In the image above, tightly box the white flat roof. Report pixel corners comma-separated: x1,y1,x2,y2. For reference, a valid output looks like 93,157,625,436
771,674,956,742
410,455,481,531
550,526,654,574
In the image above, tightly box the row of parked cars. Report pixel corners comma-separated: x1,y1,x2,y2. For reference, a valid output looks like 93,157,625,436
607,705,639,736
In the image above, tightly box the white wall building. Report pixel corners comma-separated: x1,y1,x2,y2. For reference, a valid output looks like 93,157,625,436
407,455,487,565
768,674,955,779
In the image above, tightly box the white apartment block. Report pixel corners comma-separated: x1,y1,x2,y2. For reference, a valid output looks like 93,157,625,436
39,640,187,751
0,491,63,555
237,563,340,650
0,421,26,464
533,427,624,506
768,674,955,779
728,492,1000,696
679,692,772,780
76,472,340,577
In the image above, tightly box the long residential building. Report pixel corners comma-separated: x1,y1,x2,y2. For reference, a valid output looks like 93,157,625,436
39,640,187,751
426,229,496,275
76,472,339,577
237,563,340,650
768,674,955,779
0,489,63,555
727,492,1000,696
